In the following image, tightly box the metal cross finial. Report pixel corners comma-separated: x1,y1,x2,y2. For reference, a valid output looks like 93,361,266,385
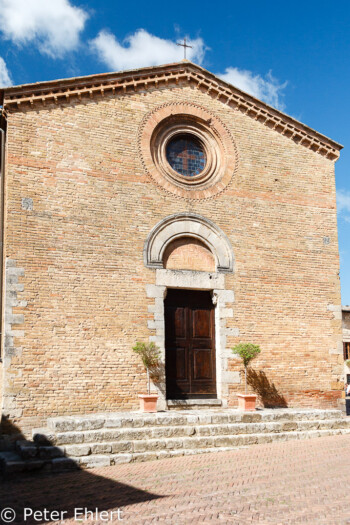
177,37,193,60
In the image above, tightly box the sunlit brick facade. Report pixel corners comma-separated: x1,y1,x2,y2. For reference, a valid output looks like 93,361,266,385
0,62,344,435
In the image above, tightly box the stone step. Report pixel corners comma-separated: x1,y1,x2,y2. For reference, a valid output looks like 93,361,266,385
34,417,350,447
3,412,350,476
68,427,350,468
0,450,80,475
56,422,350,456
16,440,66,460
7,423,350,475
16,440,38,459
0,451,44,475
193,418,350,436
46,409,345,433
37,445,66,460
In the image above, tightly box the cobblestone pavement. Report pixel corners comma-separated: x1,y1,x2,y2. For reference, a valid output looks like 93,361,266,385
1,434,350,524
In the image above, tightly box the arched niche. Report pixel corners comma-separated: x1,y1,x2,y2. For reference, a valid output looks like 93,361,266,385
163,237,216,272
144,213,234,273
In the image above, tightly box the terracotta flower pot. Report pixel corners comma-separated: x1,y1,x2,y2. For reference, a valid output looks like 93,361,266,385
237,393,257,411
138,394,158,412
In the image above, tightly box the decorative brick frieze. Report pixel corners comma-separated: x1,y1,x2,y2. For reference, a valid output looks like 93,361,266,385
1,62,342,161
138,102,238,200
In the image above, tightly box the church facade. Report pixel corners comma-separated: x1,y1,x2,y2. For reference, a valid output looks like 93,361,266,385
0,61,344,435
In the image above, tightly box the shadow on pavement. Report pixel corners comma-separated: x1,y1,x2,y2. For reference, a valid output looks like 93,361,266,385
0,417,164,524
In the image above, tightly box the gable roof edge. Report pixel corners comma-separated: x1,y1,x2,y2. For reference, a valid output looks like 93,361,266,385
0,61,343,161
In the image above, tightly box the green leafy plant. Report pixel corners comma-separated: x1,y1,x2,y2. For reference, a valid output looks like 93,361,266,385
133,341,161,395
346,359,350,368
232,343,261,394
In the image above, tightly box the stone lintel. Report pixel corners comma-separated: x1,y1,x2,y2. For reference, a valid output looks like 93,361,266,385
156,269,225,289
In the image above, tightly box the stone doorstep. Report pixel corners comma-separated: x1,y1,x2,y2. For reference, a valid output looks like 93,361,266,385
33,418,350,448
167,399,223,408
45,408,345,433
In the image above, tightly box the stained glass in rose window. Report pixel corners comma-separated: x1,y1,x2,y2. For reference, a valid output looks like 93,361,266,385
166,134,206,177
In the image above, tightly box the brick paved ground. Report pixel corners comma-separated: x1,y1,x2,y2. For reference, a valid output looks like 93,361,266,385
1,434,350,524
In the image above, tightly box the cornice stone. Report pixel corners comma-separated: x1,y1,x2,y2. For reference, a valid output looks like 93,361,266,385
0,61,342,161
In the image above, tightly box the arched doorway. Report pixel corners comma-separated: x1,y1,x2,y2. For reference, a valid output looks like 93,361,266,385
144,213,236,409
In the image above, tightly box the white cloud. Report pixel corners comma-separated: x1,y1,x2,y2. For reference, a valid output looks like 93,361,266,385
0,0,89,58
90,29,207,71
90,30,286,111
218,67,287,111
337,189,350,224
337,190,350,220
0,57,12,87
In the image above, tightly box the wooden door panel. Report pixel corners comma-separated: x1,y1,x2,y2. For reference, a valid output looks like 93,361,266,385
174,308,186,338
166,346,189,379
193,349,213,380
165,348,190,397
192,309,211,338
165,306,186,339
174,347,187,380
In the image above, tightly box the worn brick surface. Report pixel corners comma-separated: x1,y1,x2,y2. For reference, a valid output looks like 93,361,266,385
1,434,350,524
1,66,343,434
163,238,215,272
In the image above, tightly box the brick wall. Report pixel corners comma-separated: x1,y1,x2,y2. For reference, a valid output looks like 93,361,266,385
1,79,343,434
164,238,215,272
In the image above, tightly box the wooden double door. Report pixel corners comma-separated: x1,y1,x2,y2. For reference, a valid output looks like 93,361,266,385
165,289,216,399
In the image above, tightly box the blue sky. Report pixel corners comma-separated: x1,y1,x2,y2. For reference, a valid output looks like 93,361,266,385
0,0,350,303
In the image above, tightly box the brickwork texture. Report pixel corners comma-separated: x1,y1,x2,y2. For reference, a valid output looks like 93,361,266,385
0,65,343,434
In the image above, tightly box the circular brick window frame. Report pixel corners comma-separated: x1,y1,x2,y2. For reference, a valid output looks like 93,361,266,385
138,102,238,200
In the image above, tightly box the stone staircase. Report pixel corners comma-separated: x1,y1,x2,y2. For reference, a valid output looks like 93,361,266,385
1,408,350,475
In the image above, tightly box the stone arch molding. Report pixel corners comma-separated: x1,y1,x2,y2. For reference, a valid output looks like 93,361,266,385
144,213,234,273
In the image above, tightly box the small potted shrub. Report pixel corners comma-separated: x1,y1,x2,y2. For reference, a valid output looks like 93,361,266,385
232,343,261,411
133,341,161,412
